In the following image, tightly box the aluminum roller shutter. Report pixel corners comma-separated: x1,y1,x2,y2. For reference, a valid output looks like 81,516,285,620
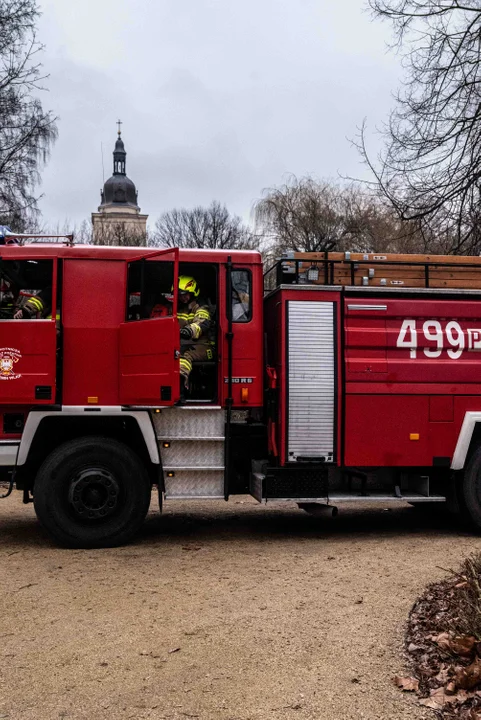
287,300,335,462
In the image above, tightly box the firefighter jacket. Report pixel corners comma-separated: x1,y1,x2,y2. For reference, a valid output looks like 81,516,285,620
178,299,214,346
21,287,52,318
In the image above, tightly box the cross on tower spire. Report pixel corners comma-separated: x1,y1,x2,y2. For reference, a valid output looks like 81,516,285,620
113,124,126,175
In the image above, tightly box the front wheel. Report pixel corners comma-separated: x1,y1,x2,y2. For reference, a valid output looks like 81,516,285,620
33,437,152,548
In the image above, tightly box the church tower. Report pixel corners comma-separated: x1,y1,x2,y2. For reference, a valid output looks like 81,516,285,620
92,122,148,245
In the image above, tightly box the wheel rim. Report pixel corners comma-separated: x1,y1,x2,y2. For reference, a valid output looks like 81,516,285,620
68,468,120,521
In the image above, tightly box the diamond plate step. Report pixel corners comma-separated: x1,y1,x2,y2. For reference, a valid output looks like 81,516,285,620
153,406,225,439
154,407,226,499
164,469,224,498
162,439,224,468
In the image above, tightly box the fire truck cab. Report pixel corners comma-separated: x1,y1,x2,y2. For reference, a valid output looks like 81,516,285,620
0,243,264,546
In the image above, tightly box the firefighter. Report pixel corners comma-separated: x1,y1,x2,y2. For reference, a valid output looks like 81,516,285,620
177,275,214,391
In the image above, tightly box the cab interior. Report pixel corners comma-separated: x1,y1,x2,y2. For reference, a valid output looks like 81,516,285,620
126,260,219,403
179,263,218,403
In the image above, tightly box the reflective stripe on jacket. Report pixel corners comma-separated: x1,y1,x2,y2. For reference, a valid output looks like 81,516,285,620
178,300,214,345
24,295,45,315
22,287,52,318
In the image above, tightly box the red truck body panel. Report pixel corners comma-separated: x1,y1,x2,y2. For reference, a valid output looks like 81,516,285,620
119,315,181,406
0,320,57,404
219,261,264,408
264,288,343,466
343,296,481,466
62,258,126,406
265,285,481,469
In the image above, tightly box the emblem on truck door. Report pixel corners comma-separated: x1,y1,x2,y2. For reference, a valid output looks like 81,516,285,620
0,347,21,380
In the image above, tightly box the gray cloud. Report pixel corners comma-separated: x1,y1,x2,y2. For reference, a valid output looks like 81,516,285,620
36,0,401,230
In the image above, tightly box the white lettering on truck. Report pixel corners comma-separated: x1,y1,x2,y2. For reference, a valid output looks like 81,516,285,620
396,319,481,359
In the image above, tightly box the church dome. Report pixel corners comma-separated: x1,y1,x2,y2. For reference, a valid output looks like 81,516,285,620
102,174,138,206
99,129,140,209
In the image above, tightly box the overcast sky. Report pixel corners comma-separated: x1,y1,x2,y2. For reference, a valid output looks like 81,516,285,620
36,0,401,230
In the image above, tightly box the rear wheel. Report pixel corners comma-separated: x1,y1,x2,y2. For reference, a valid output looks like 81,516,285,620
462,446,481,530
33,437,151,548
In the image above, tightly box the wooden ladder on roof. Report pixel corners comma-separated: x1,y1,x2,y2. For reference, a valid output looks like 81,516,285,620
277,251,481,290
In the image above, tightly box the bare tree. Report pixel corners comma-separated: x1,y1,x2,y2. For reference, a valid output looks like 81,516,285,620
41,218,93,244
254,177,340,253
362,1,481,254
92,219,147,247
0,0,58,228
152,201,257,250
254,175,423,256
44,217,146,247
75,219,93,244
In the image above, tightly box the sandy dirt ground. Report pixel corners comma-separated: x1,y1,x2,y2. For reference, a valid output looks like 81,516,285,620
1,495,480,720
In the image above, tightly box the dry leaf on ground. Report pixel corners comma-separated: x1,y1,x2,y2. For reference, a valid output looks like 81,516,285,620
455,658,481,691
420,687,448,709
400,558,481,718
393,676,419,692
450,636,476,658
420,687,470,709
432,632,453,652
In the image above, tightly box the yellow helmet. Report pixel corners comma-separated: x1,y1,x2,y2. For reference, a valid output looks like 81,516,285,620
178,275,200,297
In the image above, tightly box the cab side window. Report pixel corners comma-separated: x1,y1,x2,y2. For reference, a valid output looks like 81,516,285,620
231,269,252,323
126,260,174,321
0,259,54,319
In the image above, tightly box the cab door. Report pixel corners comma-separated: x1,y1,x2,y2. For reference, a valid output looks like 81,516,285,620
119,249,180,406
0,256,57,404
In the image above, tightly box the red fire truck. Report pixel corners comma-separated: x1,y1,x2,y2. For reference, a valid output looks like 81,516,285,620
2,239,481,547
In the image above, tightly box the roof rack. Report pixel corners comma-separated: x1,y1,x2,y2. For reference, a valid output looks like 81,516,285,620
0,231,74,246
264,251,481,292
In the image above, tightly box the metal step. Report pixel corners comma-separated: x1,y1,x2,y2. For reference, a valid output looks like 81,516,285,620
164,469,224,499
153,406,225,439
326,492,446,503
258,495,446,504
250,473,446,504
161,439,224,468
154,407,226,499
164,466,225,471
166,496,224,500
161,436,225,441
256,495,447,504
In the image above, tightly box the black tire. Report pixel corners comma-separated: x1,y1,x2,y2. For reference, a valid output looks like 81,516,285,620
33,437,152,548
462,446,481,530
